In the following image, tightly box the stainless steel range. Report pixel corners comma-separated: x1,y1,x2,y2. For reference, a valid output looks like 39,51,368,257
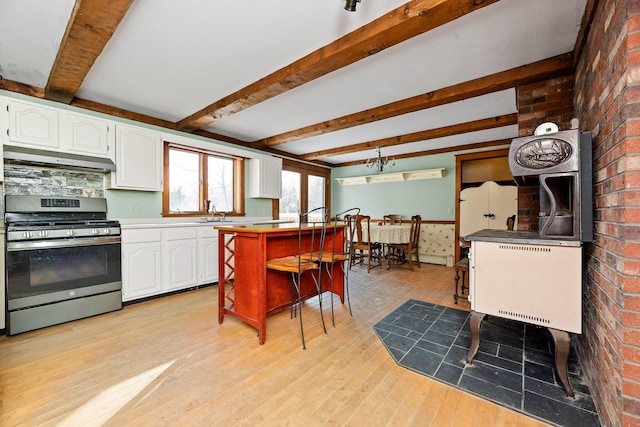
5,195,122,335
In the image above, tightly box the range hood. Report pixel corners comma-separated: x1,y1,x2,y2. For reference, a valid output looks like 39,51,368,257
3,145,116,172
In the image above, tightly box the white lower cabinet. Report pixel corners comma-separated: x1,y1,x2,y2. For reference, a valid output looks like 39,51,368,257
122,229,163,301
198,226,219,284
122,225,218,302
165,228,198,292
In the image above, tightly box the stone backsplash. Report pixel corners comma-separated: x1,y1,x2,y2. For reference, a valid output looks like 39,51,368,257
4,165,105,197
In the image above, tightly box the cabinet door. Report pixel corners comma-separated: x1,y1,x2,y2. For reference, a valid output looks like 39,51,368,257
460,181,517,237
122,242,163,301
199,227,219,284
67,112,111,157
165,228,198,291
249,156,282,198
111,124,163,191
7,100,60,149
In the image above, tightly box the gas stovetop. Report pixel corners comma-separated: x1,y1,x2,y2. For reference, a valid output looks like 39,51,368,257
6,220,121,242
4,196,119,242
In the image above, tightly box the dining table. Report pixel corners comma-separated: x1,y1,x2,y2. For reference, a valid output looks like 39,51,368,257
362,223,411,244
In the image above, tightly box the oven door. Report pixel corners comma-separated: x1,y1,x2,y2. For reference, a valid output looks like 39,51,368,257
6,236,122,310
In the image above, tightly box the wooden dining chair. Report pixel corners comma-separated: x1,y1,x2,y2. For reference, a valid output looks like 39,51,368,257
383,214,402,224
303,207,360,325
387,215,421,271
381,214,402,256
266,206,328,349
348,214,382,273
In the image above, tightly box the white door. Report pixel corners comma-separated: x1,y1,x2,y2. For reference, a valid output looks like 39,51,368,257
460,181,517,237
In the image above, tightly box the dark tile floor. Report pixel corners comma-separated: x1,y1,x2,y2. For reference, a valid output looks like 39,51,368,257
373,299,601,427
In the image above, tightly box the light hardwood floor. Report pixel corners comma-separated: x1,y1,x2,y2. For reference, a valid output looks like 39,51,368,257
0,262,550,426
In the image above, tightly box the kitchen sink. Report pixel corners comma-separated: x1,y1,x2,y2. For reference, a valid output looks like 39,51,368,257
199,217,230,223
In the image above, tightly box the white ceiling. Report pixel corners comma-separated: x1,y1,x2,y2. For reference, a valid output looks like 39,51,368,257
0,0,588,166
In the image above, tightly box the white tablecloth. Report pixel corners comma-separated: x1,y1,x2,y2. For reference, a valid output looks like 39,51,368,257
362,224,411,244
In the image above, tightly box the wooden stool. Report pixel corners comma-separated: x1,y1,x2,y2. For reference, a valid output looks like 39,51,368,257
453,257,469,304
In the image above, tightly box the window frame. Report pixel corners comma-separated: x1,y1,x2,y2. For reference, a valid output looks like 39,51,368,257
273,159,331,219
162,142,245,217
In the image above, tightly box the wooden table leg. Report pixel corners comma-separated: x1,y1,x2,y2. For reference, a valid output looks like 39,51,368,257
548,327,574,397
465,311,486,363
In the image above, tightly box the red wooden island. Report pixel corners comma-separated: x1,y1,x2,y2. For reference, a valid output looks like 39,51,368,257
215,223,345,344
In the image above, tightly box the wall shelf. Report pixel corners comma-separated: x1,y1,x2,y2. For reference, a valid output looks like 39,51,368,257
335,168,445,185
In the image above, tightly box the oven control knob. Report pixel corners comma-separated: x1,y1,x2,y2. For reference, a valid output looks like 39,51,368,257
67,230,75,237
103,228,111,235
23,231,32,239
38,230,48,238
92,229,99,235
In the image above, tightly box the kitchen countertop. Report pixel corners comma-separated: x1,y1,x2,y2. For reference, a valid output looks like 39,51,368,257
117,217,292,229
214,222,345,233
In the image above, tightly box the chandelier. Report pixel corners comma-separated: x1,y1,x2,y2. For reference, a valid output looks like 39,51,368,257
365,146,395,173
344,0,361,12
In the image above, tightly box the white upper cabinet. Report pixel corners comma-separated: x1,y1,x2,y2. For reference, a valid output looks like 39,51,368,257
109,123,163,191
3,98,113,159
7,99,60,149
66,112,112,158
249,156,282,198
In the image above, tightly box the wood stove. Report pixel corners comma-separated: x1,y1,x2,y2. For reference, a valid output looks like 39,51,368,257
465,121,592,397
508,119,593,242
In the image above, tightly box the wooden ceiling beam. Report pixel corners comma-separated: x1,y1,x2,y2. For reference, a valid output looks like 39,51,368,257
0,78,44,99
301,113,517,160
45,0,134,104
70,99,334,167
259,53,573,148
334,138,513,167
71,98,177,130
176,0,500,132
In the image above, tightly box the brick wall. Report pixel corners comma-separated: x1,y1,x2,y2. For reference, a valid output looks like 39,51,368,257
515,77,575,231
517,77,575,137
573,1,640,426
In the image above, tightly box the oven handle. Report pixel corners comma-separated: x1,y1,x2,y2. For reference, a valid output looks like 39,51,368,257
7,236,121,251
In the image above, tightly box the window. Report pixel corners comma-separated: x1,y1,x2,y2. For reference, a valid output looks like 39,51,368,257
307,175,325,212
163,143,243,216
275,159,330,221
280,170,301,221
